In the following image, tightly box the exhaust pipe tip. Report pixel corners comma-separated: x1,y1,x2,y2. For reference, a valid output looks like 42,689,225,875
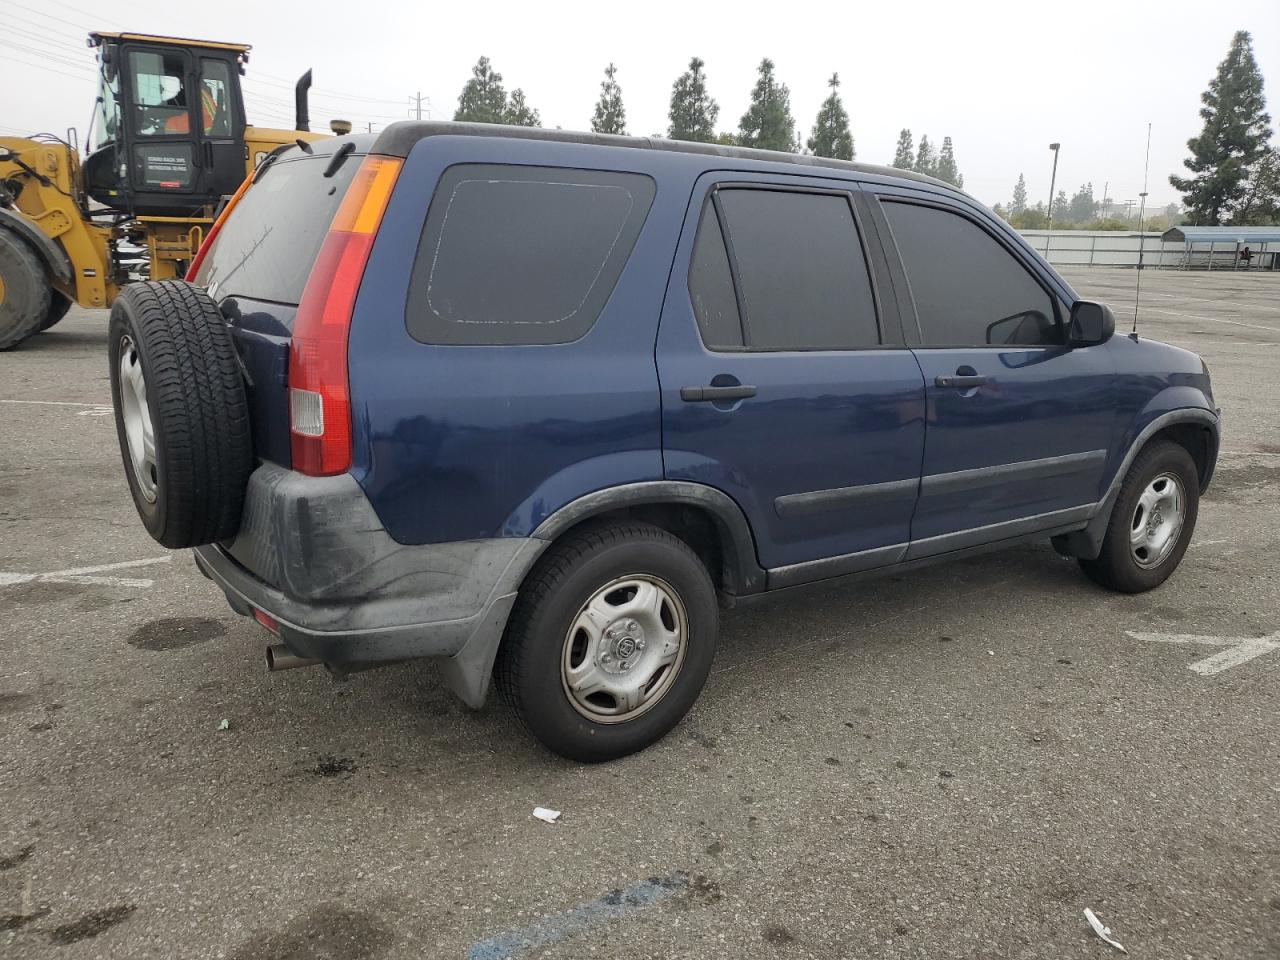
266,643,321,672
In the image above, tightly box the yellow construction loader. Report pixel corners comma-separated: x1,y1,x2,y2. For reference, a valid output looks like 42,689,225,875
0,31,336,349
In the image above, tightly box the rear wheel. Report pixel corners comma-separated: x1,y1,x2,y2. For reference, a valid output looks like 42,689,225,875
108,280,253,548
496,522,718,762
1079,441,1199,593
0,228,51,350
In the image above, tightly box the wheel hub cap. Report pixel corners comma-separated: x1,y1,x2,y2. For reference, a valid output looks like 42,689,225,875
118,334,158,503
1130,472,1184,569
561,576,688,723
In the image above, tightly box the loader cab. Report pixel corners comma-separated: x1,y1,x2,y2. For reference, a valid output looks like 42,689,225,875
84,33,249,216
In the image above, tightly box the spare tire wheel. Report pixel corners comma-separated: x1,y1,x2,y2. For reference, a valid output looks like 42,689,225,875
108,280,253,548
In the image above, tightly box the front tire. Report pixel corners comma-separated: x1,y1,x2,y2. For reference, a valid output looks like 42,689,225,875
0,228,51,350
496,522,718,762
1079,441,1199,593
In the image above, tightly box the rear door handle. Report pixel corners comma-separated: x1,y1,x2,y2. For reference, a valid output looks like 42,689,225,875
680,384,757,402
935,375,988,389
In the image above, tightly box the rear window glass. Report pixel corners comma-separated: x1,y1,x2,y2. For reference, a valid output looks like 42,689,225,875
194,153,359,307
406,164,655,346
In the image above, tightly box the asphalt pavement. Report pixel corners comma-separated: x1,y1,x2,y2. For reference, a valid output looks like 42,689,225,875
1,267,1277,959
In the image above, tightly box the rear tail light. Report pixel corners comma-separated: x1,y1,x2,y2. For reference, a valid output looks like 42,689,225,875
185,172,253,281
288,155,402,476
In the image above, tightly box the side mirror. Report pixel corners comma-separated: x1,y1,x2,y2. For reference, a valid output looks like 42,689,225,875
1069,300,1115,347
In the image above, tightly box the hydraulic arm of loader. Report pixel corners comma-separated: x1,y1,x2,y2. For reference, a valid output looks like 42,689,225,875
0,137,115,310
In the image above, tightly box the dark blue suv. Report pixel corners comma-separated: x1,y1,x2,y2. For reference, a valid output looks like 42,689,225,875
108,124,1219,761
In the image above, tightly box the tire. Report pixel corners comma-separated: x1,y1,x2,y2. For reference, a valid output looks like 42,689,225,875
40,292,72,332
108,280,253,548
496,522,719,762
0,227,51,350
1079,441,1199,593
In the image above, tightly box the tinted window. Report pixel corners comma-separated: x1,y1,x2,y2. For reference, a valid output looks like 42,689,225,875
881,201,1059,346
687,200,743,349
407,165,655,346
715,189,879,351
194,153,360,308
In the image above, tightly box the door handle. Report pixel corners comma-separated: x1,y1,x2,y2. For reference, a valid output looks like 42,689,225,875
935,374,988,389
680,384,757,402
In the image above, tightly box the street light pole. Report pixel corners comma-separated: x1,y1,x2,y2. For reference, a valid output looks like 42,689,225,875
1046,142,1061,231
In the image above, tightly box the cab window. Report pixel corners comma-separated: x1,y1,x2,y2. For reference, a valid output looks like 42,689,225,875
199,59,233,137
129,50,190,137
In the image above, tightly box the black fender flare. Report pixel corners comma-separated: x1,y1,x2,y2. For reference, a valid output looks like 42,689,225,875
1053,407,1220,560
530,480,767,596
0,207,74,289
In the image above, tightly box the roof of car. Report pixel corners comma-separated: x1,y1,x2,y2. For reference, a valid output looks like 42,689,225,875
367,121,954,191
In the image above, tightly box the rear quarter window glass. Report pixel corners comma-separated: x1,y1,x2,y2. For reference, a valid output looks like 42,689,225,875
195,153,359,308
406,165,656,346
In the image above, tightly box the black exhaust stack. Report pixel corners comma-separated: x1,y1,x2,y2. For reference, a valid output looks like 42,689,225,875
295,69,312,132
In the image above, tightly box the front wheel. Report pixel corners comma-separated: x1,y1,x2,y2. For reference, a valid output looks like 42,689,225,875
1079,441,1200,593
496,522,718,762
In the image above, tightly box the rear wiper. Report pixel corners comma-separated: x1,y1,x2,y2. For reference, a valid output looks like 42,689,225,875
323,140,356,178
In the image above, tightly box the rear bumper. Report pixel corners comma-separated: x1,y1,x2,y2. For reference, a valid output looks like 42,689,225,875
195,464,545,706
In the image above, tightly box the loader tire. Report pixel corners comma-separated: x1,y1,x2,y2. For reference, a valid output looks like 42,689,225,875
40,292,72,332
108,280,253,548
0,227,51,350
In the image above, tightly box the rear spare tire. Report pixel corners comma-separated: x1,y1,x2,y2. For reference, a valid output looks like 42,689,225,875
108,280,253,548
0,227,51,350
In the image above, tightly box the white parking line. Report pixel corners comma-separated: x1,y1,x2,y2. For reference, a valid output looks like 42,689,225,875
0,399,106,407
0,556,172,590
1139,306,1278,333
1127,630,1280,675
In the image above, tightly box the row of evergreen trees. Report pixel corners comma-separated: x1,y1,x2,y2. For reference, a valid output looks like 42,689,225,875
890,130,964,187
452,56,959,179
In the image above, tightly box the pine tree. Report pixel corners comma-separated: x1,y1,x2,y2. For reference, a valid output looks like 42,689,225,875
505,89,540,127
1236,147,1280,224
591,63,627,135
892,129,914,169
1067,183,1096,224
737,58,796,152
806,73,854,160
1011,173,1028,214
1170,31,1273,225
454,56,509,124
1049,189,1070,225
914,134,935,176
668,57,719,142
935,136,963,187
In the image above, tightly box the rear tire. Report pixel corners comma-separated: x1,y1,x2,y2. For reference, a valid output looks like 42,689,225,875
496,522,719,762
39,292,72,332
108,280,253,548
0,228,51,350
1079,441,1199,593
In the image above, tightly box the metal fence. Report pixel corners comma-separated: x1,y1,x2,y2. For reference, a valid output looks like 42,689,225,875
1015,230,1279,270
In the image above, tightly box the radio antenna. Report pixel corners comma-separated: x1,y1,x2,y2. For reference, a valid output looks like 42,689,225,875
1132,122,1152,338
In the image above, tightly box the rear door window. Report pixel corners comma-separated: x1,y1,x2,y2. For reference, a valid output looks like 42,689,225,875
690,188,880,351
194,153,360,309
406,165,655,346
880,200,1060,346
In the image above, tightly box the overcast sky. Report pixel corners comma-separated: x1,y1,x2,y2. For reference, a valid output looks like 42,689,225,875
2,0,1276,212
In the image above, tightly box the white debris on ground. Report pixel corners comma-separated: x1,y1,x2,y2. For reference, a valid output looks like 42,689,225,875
532,807,561,823
1083,908,1127,953
218,719,230,731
